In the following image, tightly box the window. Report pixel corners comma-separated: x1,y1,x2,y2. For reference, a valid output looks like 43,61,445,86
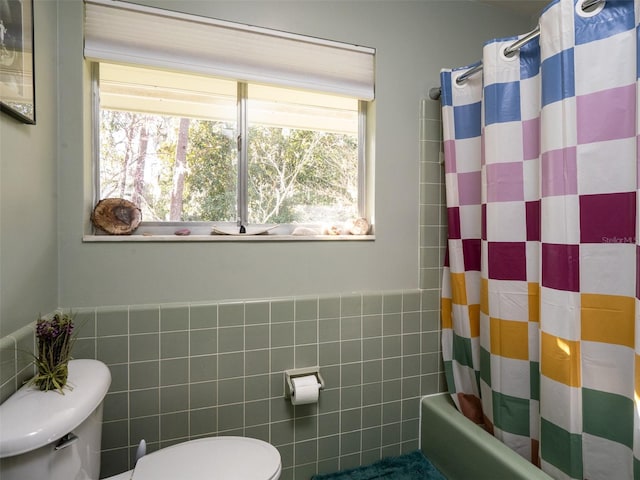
95,63,364,231
85,0,374,238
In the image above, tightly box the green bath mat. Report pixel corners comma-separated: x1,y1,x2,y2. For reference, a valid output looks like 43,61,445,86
311,450,447,480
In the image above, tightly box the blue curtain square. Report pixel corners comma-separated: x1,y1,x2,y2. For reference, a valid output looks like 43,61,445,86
484,82,521,126
453,101,481,139
575,1,635,45
541,48,575,106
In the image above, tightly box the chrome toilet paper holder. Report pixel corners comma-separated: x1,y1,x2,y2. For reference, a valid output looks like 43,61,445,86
284,367,325,399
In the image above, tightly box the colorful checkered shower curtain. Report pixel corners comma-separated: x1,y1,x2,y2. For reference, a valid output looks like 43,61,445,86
440,0,640,478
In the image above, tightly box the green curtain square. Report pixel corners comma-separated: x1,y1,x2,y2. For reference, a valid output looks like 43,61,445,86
541,418,583,479
452,332,474,369
480,347,491,386
582,388,634,449
492,390,530,437
529,361,540,401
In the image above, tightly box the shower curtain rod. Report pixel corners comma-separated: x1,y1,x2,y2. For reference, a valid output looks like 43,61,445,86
428,0,604,100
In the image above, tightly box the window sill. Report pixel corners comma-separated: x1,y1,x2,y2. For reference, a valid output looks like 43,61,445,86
83,234,375,243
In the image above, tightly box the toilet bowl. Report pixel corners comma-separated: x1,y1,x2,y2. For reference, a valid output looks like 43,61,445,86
104,436,281,480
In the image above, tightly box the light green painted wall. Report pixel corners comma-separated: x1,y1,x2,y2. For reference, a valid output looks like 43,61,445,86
0,0,59,336
56,0,532,309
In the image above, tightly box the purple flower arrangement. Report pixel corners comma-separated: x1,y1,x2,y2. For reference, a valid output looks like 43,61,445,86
31,313,76,392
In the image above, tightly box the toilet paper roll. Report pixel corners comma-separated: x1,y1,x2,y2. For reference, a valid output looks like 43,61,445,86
290,375,320,405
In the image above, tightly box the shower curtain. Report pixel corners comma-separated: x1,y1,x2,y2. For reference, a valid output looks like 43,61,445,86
440,0,639,478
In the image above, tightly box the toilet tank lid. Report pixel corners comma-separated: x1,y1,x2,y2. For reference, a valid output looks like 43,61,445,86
0,359,111,458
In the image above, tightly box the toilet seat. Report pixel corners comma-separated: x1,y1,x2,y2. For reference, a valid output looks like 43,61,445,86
131,437,281,480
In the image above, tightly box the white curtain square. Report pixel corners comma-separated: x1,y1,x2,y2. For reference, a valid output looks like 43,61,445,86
520,76,541,122
580,244,636,297
465,270,482,306
541,195,580,244
540,376,582,434
539,0,575,59
577,138,636,195
574,30,636,96
581,341,634,399
582,434,634,480
459,205,482,239
540,287,581,341
447,240,465,274
484,121,525,164
490,356,531,399
526,241,540,283
445,172,459,208
486,202,527,242
541,97,577,152
488,279,530,322
523,158,541,201
528,321,540,363
453,136,483,174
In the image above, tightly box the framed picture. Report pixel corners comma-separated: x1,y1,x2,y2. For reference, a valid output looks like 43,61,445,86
0,0,35,124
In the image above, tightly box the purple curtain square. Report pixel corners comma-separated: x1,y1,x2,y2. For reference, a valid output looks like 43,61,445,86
526,200,541,241
541,147,577,197
447,207,462,240
487,242,527,281
458,171,482,206
542,243,580,292
579,192,636,244
462,239,482,271
637,246,640,300
481,204,487,241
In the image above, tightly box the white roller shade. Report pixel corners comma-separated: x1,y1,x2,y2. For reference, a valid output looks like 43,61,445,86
84,0,375,100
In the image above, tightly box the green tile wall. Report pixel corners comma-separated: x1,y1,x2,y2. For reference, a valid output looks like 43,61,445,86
0,291,445,480
0,324,35,404
419,98,447,292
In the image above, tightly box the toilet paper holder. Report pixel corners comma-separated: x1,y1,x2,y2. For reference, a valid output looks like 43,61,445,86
284,367,325,399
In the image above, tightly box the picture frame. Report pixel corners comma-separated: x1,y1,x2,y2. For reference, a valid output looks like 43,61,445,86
0,0,35,124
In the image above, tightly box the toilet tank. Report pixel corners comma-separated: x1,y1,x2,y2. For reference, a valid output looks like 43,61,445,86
0,359,111,480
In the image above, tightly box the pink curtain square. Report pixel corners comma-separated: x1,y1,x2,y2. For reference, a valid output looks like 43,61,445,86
486,162,525,203
541,147,577,197
577,84,636,144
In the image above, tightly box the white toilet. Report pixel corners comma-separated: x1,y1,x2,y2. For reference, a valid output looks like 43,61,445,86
0,359,281,480
104,436,282,480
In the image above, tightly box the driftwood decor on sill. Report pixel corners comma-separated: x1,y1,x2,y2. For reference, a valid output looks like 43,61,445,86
91,198,142,235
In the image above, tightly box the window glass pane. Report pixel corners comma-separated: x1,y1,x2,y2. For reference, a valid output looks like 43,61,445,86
247,84,359,224
98,63,238,222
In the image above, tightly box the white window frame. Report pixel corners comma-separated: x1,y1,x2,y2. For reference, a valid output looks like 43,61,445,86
89,64,373,240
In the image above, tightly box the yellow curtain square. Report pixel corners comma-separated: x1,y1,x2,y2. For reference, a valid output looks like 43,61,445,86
481,277,489,315
489,317,529,361
581,293,635,348
528,282,540,323
468,304,480,337
441,297,452,329
451,273,468,306
541,331,581,387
